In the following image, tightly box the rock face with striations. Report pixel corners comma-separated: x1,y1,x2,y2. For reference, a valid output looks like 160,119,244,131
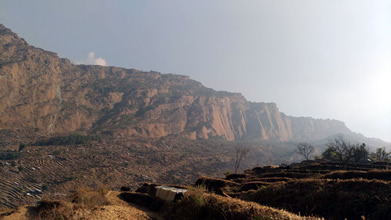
0,24,352,142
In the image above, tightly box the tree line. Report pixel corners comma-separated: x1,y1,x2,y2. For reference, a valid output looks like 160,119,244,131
297,137,390,165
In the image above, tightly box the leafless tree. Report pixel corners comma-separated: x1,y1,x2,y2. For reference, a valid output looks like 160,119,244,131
234,146,250,174
296,142,315,161
326,137,356,166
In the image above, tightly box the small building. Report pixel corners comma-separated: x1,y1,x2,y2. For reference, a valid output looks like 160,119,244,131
155,185,187,202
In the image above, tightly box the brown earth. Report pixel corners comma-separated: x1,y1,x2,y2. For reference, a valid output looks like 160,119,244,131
0,135,307,209
196,161,391,219
0,190,160,220
2,188,317,220
0,137,228,208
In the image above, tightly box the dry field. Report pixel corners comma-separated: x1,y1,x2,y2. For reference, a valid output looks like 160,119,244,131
196,161,391,219
0,137,235,209
0,135,302,209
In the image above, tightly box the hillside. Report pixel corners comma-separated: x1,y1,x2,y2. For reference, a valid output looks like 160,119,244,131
2,23,391,219
4,161,391,219
0,24,354,143
196,161,391,219
1,188,318,220
0,136,308,209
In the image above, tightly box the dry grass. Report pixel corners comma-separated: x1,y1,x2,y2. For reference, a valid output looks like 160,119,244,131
321,169,391,181
3,190,160,220
166,188,321,220
26,186,110,219
195,176,240,192
0,207,17,220
28,200,73,220
260,172,313,179
70,186,109,209
240,181,270,191
243,178,391,219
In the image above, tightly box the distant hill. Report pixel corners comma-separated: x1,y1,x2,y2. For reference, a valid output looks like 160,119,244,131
0,24,387,146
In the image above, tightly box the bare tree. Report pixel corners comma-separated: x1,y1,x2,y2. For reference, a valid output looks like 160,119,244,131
296,142,315,161
234,146,250,174
325,137,356,166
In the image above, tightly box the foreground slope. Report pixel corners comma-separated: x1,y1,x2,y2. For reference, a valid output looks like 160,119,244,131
0,24,352,142
197,161,391,219
1,188,318,220
1,190,160,220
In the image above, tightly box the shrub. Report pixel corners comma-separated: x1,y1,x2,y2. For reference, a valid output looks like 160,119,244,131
42,184,49,191
187,185,207,207
18,144,26,151
29,200,72,220
165,187,212,220
195,177,239,192
0,151,20,160
70,186,109,209
243,178,391,219
166,192,307,220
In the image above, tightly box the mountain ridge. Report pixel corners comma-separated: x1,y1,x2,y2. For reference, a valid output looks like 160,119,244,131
0,24,382,144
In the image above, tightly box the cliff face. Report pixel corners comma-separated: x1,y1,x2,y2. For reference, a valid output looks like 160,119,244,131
0,24,352,141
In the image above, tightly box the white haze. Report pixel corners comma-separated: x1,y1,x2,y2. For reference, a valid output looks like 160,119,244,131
1,0,390,142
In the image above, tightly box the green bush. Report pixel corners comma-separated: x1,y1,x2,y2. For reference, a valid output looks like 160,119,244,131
18,144,26,151
42,184,49,191
0,151,21,160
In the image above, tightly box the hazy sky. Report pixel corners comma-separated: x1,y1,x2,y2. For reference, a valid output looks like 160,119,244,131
1,1,390,142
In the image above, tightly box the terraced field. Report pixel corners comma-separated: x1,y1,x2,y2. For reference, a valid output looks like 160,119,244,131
0,137,237,209
197,161,391,219
0,136,302,210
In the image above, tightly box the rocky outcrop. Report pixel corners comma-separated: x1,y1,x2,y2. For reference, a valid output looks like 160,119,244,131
0,24,352,142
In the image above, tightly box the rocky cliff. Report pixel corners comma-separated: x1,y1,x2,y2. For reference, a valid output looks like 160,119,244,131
0,24,352,142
